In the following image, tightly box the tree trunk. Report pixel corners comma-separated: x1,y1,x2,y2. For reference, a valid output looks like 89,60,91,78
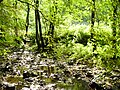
14,1,18,36
37,10,44,50
25,3,30,36
48,0,57,38
49,22,54,38
112,0,118,59
35,9,40,50
34,0,44,50
90,0,96,52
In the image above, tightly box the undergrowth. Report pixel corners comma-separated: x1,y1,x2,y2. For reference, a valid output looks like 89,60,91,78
53,24,120,69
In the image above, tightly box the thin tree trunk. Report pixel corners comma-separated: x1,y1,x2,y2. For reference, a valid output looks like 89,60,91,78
14,0,18,36
90,0,96,52
49,0,57,38
25,3,30,36
49,22,54,38
35,9,40,50
34,0,44,50
112,0,117,59
37,10,44,50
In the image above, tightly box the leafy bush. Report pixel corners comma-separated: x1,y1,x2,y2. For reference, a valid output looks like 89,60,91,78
94,26,112,46
0,30,23,55
74,28,90,46
96,44,120,69
55,29,75,44
53,43,74,61
53,25,92,61
55,25,90,46
92,25,120,69
53,24,120,69
70,43,92,60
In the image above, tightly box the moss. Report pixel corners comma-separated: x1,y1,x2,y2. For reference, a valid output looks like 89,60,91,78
6,76,24,83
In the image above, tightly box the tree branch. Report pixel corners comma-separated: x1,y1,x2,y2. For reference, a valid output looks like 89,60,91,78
17,0,51,23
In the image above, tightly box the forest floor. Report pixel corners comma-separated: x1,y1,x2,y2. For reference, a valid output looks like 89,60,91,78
0,48,120,90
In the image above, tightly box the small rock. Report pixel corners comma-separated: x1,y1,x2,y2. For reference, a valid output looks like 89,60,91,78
89,81,104,90
31,71,38,77
105,86,113,90
25,77,34,82
39,80,46,86
23,71,30,79
73,73,81,79
86,72,94,78
30,84,40,90
63,69,70,77
21,87,30,90
68,60,74,65
51,74,59,81
44,84,56,90
3,82,15,90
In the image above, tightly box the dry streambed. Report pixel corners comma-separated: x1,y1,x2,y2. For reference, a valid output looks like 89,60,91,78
0,49,120,90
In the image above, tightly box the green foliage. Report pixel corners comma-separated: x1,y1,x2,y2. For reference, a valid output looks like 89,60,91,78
0,29,25,55
53,43,73,60
53,25,92,61
73,25,90,45
97,44,120,69
55,25,90,46
53,22,120,70
70,43,92,60
94,24,112,45
55,29,75,45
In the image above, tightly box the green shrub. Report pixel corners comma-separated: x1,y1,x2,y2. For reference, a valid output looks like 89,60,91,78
74,29,90,46
53,43,74,61
70,43,92,60
94,27,112,46
55,25,90,46
53,25,92,61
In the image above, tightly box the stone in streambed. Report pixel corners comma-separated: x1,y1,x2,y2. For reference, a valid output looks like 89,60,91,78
68,60,74,65
89,81,104,90
23,71,30,79
86,72,94,78
23,70,38,79
2,82,15,90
